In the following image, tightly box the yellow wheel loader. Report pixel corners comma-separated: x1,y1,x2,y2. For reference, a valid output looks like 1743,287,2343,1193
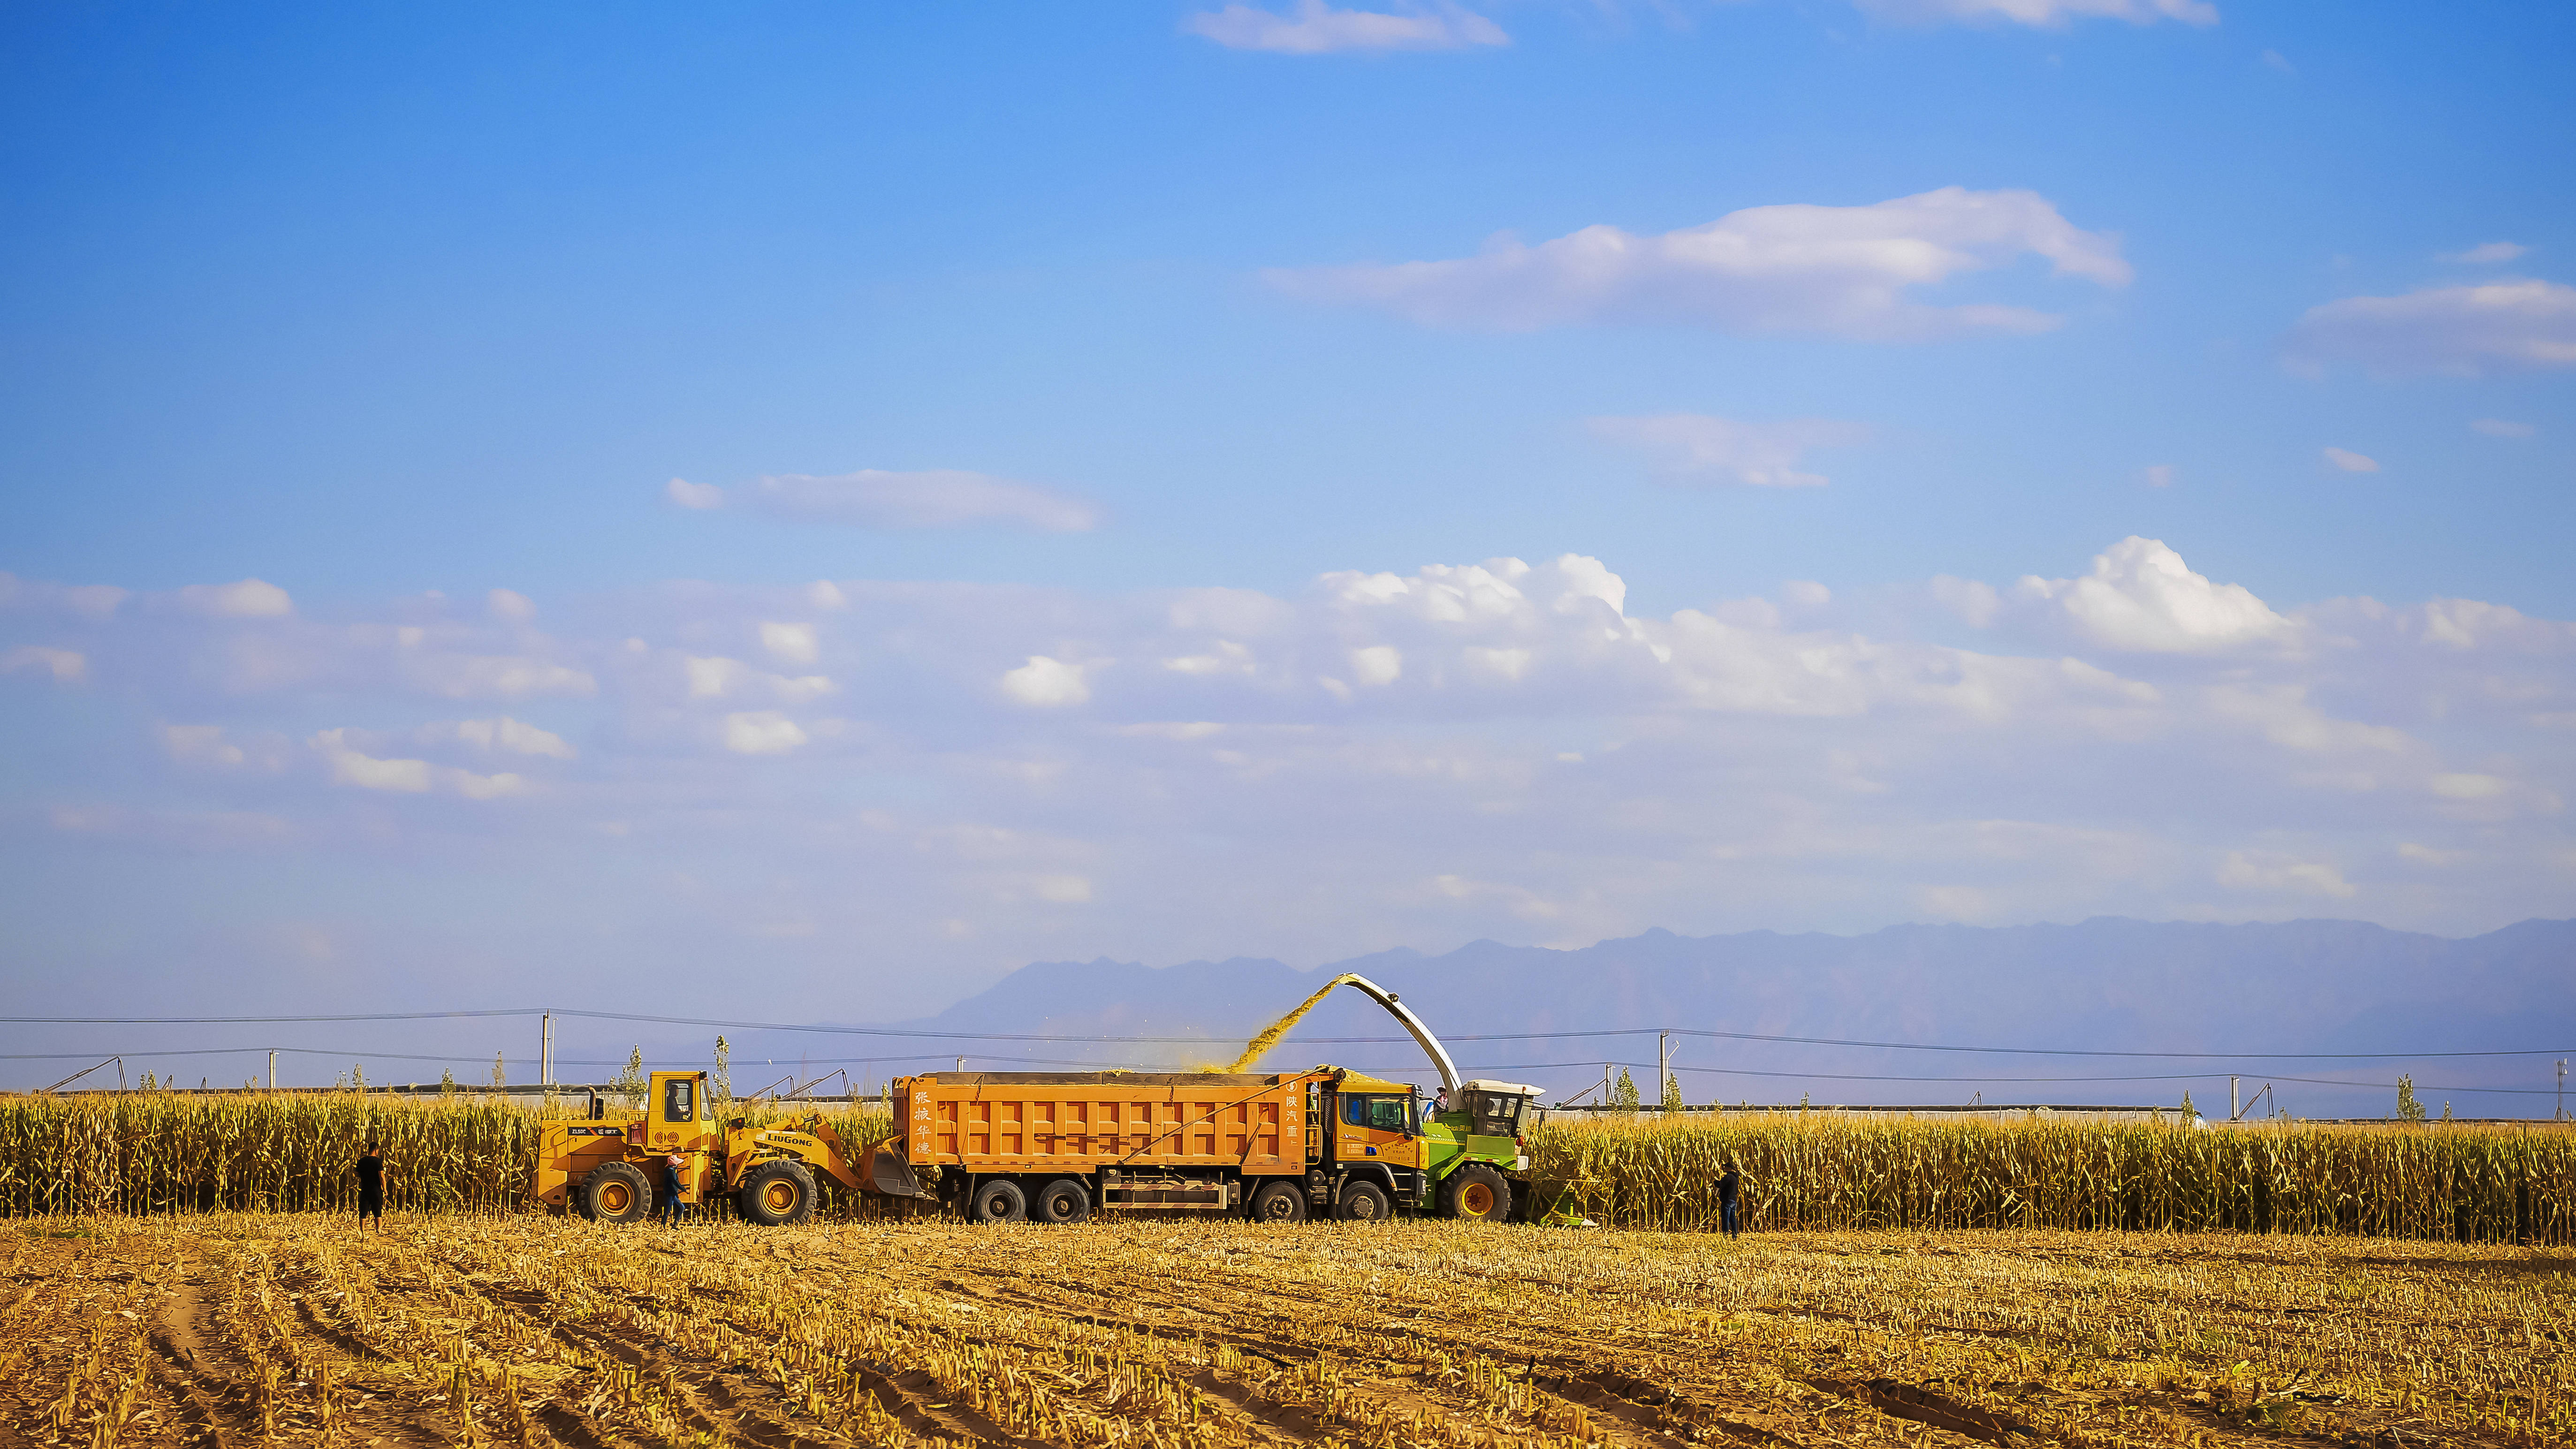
533,1070,922,1224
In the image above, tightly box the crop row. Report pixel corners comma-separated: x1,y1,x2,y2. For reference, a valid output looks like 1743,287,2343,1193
3,1092,2570,1242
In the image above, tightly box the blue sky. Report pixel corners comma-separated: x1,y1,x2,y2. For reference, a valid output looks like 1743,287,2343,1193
3,1,2572,1084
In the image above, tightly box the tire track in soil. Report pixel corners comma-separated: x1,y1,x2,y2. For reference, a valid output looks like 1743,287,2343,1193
152,1272,262,1447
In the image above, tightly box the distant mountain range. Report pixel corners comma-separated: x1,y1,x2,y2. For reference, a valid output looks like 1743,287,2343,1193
895,918,2576,1120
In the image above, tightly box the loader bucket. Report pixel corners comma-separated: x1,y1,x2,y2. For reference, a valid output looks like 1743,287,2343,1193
869,1146,924,1198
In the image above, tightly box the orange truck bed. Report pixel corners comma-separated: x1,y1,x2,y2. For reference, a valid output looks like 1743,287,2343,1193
893,1070,1323,1176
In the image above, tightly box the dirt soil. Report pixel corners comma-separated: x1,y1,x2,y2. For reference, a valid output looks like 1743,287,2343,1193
3,1211,2568,1448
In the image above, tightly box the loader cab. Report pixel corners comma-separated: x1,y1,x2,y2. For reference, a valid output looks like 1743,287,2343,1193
646,1070,717,1153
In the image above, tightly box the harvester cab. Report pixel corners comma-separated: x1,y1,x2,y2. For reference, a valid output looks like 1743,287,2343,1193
534,1069,923,1227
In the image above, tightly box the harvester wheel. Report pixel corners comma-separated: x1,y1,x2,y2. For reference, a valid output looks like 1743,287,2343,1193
1333,1179,1390,1223
1031,1178,1090,1225
737,1160,816,1226
969,1178,1027,1224
1442,1163,1511,1223
1251,1180,1307,1224
579,1161,652,1225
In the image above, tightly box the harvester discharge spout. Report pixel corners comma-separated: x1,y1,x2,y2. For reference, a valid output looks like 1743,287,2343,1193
1335,974,1461,1095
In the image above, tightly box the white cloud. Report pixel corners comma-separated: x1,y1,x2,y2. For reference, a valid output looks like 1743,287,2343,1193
2141,464,2175,488
2470,418,2536,439
402,654,595,700
2440,241,2528,266
2259,48,2293,73
1184,0,1506,53
686,657,743,699
311,727,540,797
486,588,536,622
2429,772,2506,801
441,716,575,759
0,574,127,621
1001,656,1091,707
18,543,2576,975
733,470,1099,532
177,578,292,618
1033,874,1095,904
2285,279,2576,376
1588,415,1868,488
665,477,725,509
159,723,244,766
760,622,820,665
2010,537,2287,652
312,730,433,793
450,769,526,800
1351,645,1404,685
1266,187,2130,341
1,645,86,684
1856,0,2216,26
722,712,809,755
2217,851,2356,899
2322,447,2380,473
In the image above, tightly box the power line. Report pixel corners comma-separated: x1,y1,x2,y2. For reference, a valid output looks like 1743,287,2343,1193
4,1008,2565,1060
11,1044,2559,1097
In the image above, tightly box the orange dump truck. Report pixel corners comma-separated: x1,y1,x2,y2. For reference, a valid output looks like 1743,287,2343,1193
894,1064,1536,1225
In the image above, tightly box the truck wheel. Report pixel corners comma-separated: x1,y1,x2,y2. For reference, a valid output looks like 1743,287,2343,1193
580,1161,652,1225
969,1178,1027,1224
1442,1163,1511,1223
1251,1180,1307,1224
1031,1178,1090,1225
1334,1179,1390,1223
737,1160,817,1226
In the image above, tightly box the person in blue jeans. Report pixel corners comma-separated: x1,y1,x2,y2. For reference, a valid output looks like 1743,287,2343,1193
654,1152,692,1225
1714,1160,1742,1238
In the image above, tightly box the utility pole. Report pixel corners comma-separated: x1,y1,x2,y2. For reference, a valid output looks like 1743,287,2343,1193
2231,1076,2240,1122
2559,1059,2568,1122
1660,1031,1672,1111
267,1050,276,1092
956,1055,965,1074
540,1011,554,1089
1603,1063,1612,1110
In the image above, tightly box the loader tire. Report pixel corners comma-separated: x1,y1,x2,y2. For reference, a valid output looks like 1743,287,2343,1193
1031,1178,1091,1225
1334,1179,1391,1223
969,1178,1027,1224
580,1161,652,1225
737,1160,816,1226
1251,1180,1308,1224
1442,1163,1511,1223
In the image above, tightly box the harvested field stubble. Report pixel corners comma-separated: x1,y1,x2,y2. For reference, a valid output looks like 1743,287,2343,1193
4,1213,2571,1449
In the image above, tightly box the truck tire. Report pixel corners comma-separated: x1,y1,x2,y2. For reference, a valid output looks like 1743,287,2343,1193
970,1177,1027,1224
1251,1180,1308,1224
1031,1178,1090,1225
1334,1179,1391,1223
579,1161,652,1225
737,1160,817,1226
1442,1163,1511,1223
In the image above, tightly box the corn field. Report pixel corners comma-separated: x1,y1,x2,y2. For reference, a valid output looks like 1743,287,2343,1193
0,1093,890,1218
1528,1111,2576,1242
6,1092,2572,1245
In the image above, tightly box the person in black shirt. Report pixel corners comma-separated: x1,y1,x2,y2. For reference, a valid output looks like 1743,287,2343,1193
355,1141,389,1233
1714,1159,1741,1238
